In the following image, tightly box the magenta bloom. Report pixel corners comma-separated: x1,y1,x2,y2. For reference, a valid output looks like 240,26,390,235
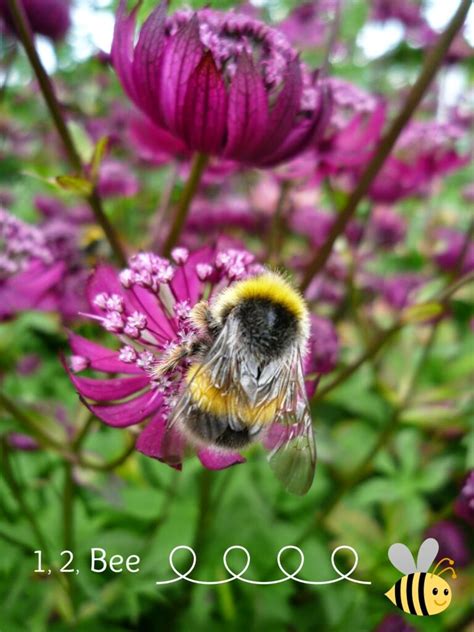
370,0,424,30
367,206,407,249
433,228,474,276
374,614,416,632
112,1,329,167
278,1,336,50
377,273,426,310
0,0,71,41
315,78,385,179
425,521,470,568
368,121,470,203
98,160,139,199
0,208,63,320
455,471,474,527
304,315,339,398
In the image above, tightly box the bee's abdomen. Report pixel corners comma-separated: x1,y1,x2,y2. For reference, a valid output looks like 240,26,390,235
184,407,259,450
392,573,429,616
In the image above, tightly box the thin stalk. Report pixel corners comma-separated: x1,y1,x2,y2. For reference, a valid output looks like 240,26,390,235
300,0,472,291
63,463,75,552
5,0,127,266
267,181,291,264
150,164,179,249
321,0,342,75
162,153,209,256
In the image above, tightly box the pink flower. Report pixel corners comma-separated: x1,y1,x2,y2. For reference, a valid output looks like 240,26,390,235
0,208,64,321
98,160,139,199
0,0,71,41
66,248,263,471
112,1,330,167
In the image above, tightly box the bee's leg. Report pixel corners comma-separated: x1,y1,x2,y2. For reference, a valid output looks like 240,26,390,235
190,300,221,337
152,343,193,379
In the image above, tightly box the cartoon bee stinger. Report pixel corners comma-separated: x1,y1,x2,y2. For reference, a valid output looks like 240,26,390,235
385,538,456,616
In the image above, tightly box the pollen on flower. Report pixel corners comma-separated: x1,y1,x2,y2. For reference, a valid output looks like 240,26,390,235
118,345,138,363
70,355,89,372
171,247,189,265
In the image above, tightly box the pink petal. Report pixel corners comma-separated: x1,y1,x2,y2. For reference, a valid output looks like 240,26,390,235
68,332,143,374
182,52,228,154
136,413,184,469
159,16,203,136
85,389,162,427
111,0,140,103
131,1,167,123
197,448,245,470
69,373,149,402
128,110,188,164
224,52,268,160
254,58,301,159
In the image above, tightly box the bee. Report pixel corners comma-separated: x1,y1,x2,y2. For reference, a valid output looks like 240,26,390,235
385,538,456,616
155,270,316,495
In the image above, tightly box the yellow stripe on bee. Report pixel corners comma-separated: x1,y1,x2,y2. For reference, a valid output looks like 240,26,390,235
412,573,422,616
212,271,308,326
400,575,410,614
186,364,280,425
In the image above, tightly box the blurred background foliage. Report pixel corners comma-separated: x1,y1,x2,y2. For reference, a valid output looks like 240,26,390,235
0,0,473,631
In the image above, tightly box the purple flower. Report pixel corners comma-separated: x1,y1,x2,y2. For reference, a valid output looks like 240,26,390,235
455,471,474,527
112,1,329,167
433,228,474,276
290,207,363,248
370,0,424,30
368,121,470,203
368,206,407,249
278,1,336,50
0,208,64,320
0,0,71,41
304,315,339,397
377,273,426,310
66,247,322,471
98,160,139,199
425,521,470,568
374,613,416,632
185,196,268,238
315,78,386,178
128,110,189,166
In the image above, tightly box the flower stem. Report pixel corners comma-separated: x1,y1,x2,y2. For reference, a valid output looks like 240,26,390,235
162,153,209,256
5,0,127,267
300,0,472,291
267,181,291,265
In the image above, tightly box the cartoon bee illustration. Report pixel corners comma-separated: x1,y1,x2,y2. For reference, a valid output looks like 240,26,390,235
155,271,316,495
385,538,456,616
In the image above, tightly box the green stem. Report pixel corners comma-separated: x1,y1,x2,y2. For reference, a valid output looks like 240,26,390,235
63,463,75,552
0,439,51,553
267,181,291,265
162,153,209,256
300,0,472,291
5,0,127,267
79,432,136,471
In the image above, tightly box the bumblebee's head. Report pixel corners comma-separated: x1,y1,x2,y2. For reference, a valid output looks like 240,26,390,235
212,272,309,361
425,574,452,614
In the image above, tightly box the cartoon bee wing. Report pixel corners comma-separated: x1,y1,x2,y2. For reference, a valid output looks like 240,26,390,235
266,349,316,496
388,543,417,575
416,538,439,572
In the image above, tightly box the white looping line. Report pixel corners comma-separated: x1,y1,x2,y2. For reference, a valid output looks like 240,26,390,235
155,544,371,586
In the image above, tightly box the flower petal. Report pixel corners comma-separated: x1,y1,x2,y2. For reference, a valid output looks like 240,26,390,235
171,246,213,304
68,332,143,374
111,0,140,103
85,389,162,427
69,373,149,402
136,413,184,469
159,16,203,136
182,52,228,154
131,1,167,123
253,58,302,160
197,448,245,470
224,52,268,160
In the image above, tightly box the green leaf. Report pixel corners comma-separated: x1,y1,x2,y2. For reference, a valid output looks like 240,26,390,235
56,175,92,195
90,136,109,182
401,302,443,324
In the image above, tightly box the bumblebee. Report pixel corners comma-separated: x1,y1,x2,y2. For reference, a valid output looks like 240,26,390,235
156,271,316,495
385,538,456,616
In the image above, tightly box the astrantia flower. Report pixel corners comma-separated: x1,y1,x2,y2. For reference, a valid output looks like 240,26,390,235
433,228,474,276
0,0,71,41
98,160,139,199
112,1,329,167
367,206,407,249
367,121,469,203
304,315,339,398
66,247,323,471
455,471,474,527
370,0,424,30
278,1,337,50
374,613,416,632
315,78,385,179
0,208,63,320
425,520,470,568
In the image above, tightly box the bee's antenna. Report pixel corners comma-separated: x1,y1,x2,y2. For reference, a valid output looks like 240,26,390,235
432,557,457,579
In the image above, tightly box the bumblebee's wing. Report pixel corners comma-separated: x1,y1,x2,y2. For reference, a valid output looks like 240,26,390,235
388,543,417,575
266,349,316,496
416,538,439,572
